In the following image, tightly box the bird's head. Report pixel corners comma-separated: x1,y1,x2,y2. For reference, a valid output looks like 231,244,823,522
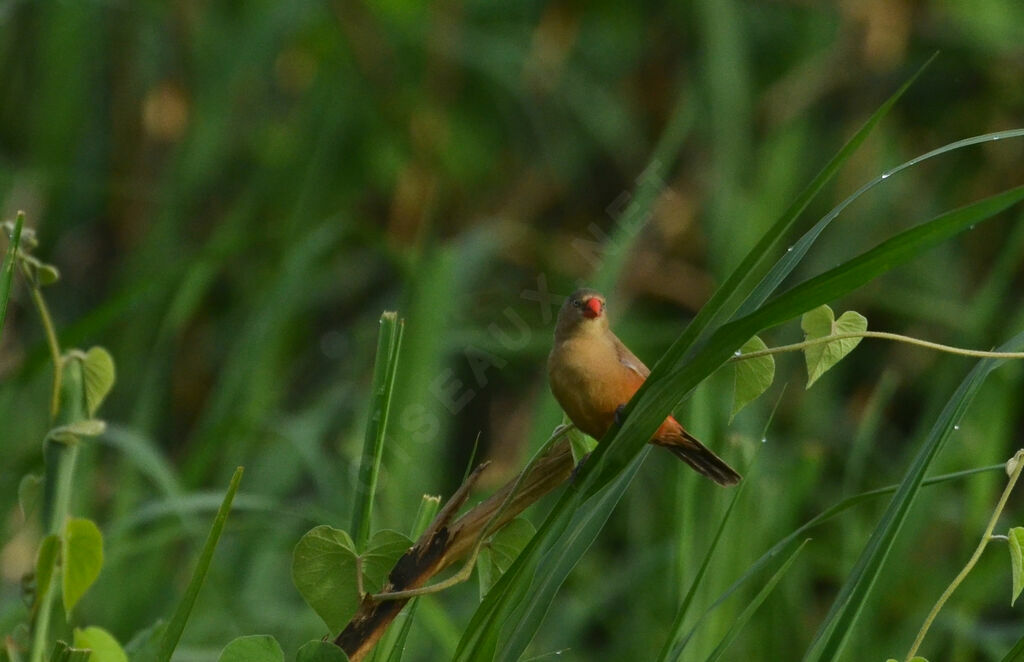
555,288,608,338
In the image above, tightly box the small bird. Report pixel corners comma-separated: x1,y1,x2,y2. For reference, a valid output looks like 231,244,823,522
548,288,741,486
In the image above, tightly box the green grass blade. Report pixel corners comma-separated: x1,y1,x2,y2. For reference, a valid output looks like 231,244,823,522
738,128,1024,317
656,464,752,662
998,632,1024,662
379,598,420,662
701,539,810,662
154,466,244,662
494,452,649,659
677,55,934,355
802,330,1024,662
456,184,1024,661
675,464,1000,653
0,211,23,336
351,311,404,550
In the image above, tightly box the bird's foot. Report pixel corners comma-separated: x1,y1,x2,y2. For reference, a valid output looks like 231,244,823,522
570,452,592,482
614,404,627,426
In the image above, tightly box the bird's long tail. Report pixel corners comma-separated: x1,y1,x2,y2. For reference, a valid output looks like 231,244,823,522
654,429,741,487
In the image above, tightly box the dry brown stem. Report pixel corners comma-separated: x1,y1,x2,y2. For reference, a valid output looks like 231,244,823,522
334,437,574,660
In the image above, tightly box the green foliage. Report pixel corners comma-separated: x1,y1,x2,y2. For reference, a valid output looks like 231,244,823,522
47,420,107,444
33,535,60,617
731,335,774,418
292,526,413,634
217,635,284,662
0,212,23,334
153,467,244,662
657,467,752,661
81,347,116,418
292,526,361,634
3,6,1024,661
802,305,868,388
352,312,405,549
456,151,1024,662
703,539,809,662
72,627,128,662
295,641,350,662
1008,527,1024,606
62,518,104,617
566,422,598,465
803,330,1024,662
477,518,536,600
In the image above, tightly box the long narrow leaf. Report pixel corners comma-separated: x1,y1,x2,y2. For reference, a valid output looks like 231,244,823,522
679,55,934,357
155,466,244,662
351,311,404,550
0,211,23,336
701,539,810,662
738,128,1024,318
999,632,1024,662
676,464,1001,652
803,329,1024,662
456,184,1024,660
656,462,752,662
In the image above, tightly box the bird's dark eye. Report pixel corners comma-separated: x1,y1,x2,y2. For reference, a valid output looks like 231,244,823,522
572,299,581,308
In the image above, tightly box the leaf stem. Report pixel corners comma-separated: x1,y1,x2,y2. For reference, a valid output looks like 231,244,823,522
905,449,1024,661
732,331,1024,362
31,359,86,662
28,285,62,419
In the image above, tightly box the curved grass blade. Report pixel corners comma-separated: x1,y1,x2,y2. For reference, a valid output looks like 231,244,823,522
0,211,23,336
351,311,404,550
153,467,243,662
656,460,753,662
737,128,1024,318
675,464,1001,653
456,184,1024,661
679,55,935,357
999,633,1024,662
702,539,810,662
803,329,1024,662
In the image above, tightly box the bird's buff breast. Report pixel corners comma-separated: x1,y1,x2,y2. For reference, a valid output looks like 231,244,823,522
548,335,639,439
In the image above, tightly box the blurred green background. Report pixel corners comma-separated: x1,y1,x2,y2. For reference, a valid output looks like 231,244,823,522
2,1,1024,660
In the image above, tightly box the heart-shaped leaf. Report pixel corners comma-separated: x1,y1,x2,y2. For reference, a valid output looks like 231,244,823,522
292,526,360,633
292,526,413,634
478,518,536,600
217,635,283,662
73,626,128,662
62,518,104,616
296,640,350,662
362,529,413,594
802,305,867,388
83,347,116,416
1009,527,1024,606
731,335,775,419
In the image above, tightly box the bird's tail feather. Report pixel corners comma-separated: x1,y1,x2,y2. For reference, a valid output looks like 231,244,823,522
655,431,741,487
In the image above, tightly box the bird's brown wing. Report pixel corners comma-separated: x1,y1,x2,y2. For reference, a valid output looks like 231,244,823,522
611,333,650,381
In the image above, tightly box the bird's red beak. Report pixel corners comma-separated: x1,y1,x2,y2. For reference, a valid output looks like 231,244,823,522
583,297,602,319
